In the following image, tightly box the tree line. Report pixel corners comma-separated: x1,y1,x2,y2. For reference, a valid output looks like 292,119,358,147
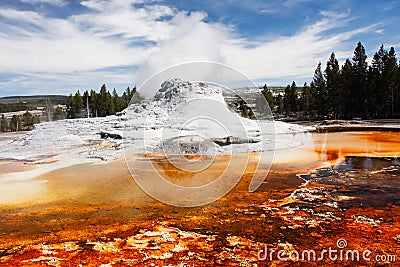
67,84,140,119
261,42,399,120
0,97,66,132
0,85,140,132
0,95,67,114
0,112,40,132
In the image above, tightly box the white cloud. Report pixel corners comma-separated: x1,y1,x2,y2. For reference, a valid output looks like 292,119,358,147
0,2,171,74
20,0,67,7
0,0,233,94
71,3,176,42
0,13,153,74
0,1,382,95
220,11,378,85
283,0,314,9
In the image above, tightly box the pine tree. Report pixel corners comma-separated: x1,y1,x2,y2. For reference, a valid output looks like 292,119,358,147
290,81,298,113
94,84,116,116
72,90,83,118
107,91,115,115
300,82,314,119
240,99,249,118
341,59,353,119
10,115,21,132
366,65,378,118
384,47,398,117
311,62,328,119
112,88,122,112
283,82,299,116
90,90,97,117
53,107,67,121
368,45,398,118
0,114,7,132
126,87,132,101
260,84,273,115
121,91,129,110
283,85,291,115
352,42,368,118
276,94,284,115
67,94,74,119
325,52,341,118
22,111,34,129
370,45,386,118
97,84,109,117
396,58,400,117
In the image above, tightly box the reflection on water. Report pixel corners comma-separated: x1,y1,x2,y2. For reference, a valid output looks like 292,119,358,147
325,149,340,162
289,131,400,211
274,131,400,210
272,131,400,173
299,131,400,169
337,156,399,171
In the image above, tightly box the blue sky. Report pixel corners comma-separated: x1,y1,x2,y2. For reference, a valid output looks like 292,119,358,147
0,0,399,96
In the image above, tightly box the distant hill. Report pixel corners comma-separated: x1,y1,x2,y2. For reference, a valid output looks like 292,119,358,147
0,95,68,104
0,95,68,113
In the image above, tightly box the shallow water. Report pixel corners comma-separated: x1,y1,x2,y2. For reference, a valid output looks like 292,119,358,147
274,131,400,169
1,131,400,206
337,156,399,171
